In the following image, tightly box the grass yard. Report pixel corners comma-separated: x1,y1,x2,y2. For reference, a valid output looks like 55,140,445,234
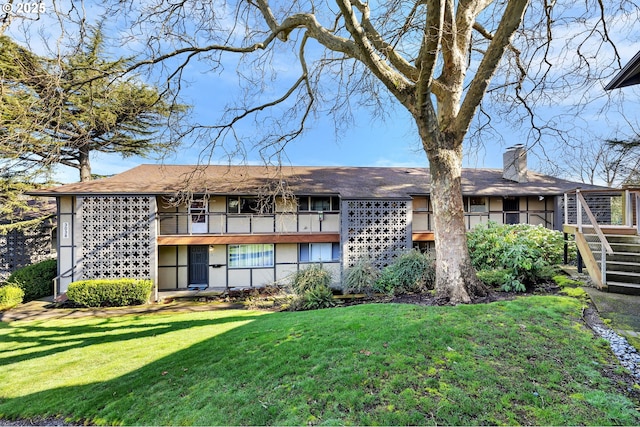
0,296,638,425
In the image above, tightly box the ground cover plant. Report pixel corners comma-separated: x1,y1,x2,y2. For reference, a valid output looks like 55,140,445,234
0,296,638,425
0,284,24,310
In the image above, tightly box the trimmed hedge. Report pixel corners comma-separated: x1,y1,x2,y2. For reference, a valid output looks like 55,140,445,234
7,259,57,302
0,284,25,310
66,279,153,307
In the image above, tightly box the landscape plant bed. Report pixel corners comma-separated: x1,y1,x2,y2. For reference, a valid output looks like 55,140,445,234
0,295,638,426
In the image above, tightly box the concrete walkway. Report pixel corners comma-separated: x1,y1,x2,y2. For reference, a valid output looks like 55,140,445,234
583,287,640,339
0,299,245,323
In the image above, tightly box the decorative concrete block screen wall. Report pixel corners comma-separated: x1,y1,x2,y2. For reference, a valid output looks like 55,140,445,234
79,196,156,280
342,199,412,269
0,227,52,281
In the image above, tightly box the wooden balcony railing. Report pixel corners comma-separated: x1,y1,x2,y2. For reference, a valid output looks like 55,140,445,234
157,211,341,235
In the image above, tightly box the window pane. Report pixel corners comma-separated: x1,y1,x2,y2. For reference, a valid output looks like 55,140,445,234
331,197,340,211
238,197,273,214
239,197,257,213
229,244,274,268
310,197,331,211
191,214,205,223
191,199,206,209
310,243,331,261
469,197,487,212
298,197,309,211
299,243,310,262
332,243,340,260
227,198,239,213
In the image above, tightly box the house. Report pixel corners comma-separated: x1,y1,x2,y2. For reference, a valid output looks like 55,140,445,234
31,145,604,298
605,50,640,89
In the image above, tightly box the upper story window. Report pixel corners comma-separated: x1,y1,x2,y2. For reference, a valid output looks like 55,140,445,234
464,196,488,213
227,197,273,214
298,196,340,212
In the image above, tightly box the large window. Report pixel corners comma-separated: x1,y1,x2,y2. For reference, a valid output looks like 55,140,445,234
228,244,274,268
464,197,488,213
227,197,273,214
299,243,340,262
298,196,340,212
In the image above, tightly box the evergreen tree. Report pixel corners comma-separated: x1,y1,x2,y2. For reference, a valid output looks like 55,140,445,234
0,27,187,182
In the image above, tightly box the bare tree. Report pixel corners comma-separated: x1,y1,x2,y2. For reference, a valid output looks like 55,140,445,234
550,137,640,188
14,0,634,303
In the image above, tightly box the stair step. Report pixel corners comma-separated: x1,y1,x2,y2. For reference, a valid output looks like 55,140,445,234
606,270,640,285
606,261,640,272
589,243,640,254
593,251,640,262
587,234,640,244
576,231,640,295
604,281,640,295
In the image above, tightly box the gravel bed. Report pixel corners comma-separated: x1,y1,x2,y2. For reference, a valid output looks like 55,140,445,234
592,324,640,381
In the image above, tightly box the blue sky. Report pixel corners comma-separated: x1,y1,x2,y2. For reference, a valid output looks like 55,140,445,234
5,2,640,184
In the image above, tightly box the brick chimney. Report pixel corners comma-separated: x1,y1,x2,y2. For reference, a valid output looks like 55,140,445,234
503,144,528,183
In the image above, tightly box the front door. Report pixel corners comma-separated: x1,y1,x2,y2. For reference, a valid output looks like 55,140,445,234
189,199,208,234
189,246,209,288
504,197,520,224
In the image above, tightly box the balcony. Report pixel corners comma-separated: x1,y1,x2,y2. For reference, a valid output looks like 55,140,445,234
156,211,341,245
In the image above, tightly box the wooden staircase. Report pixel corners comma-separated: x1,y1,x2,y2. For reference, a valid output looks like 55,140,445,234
563,188,640,295
589,234,640,295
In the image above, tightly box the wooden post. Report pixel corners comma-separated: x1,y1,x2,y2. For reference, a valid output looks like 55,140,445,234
625,189,632,227
576,190,582,233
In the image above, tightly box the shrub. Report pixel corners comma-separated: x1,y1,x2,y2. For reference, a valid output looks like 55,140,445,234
6,259,57,302
0,284,24,310
66,279,153,307
374,250,435,296
343,257,379,296
300,283,336,310
288,265,335,311
290,265,331,294
468,222,564,292
476,269,511,287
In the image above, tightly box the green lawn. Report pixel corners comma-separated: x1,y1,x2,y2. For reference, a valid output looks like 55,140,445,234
0,296,638,425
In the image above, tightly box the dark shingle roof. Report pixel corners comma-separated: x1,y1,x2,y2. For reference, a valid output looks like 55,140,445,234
29,164,604,199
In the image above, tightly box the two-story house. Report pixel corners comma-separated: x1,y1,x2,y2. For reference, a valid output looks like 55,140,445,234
31,146,603,299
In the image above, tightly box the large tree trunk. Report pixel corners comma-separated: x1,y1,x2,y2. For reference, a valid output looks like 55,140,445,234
79,146,92,181
424,136,487,304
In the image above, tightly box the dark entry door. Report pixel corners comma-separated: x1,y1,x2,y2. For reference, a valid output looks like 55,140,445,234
189,246,209,286
503,197,520,225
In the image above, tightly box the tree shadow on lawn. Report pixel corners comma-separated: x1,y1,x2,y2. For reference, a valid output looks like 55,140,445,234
0,310,335,425
0,313,262,367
